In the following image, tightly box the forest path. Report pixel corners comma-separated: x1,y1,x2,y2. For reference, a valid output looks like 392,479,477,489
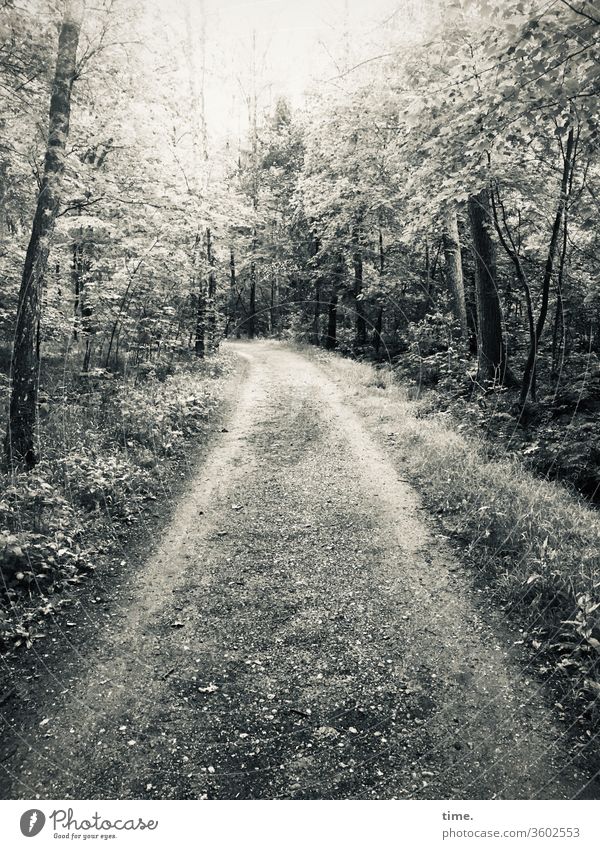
0,341,593,799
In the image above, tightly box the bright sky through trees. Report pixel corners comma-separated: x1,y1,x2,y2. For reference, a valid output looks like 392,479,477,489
173,0,432,142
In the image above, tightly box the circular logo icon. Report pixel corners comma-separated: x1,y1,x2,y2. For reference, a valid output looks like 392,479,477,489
20,810,46,837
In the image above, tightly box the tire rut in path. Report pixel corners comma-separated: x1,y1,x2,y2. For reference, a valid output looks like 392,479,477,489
1,342,594,799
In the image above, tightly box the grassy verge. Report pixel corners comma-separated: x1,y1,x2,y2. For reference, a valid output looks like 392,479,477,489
310,347,600,732
0,350,237,653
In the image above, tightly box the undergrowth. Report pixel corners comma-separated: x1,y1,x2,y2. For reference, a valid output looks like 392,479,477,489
312,348,600,733
0,351,235,653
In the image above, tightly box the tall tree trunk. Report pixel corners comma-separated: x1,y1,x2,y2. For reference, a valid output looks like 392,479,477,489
442,203,468,340
373,227,385,353
185,0,209,356
270,278,279,334
312,277,321,345
325,292,338,350
325,256,343,350
247,30,259,341
521,127,576,405
425,236,432,303
310,235,321,346
551,212,569,381
206,227,217,351
468,188,513,386
225,246,236,337
72,241,83,340
352,225,366,346
193,230,205,357
248,257,256,339
5,0,83,468
373,306,383,354
195,280,206,357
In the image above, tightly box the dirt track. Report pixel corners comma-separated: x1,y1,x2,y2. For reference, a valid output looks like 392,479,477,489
0,342,596,800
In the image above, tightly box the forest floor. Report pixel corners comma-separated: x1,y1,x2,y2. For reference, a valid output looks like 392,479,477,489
1,340,598,800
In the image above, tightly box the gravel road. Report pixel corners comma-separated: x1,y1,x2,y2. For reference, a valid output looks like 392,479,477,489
1,341,596,800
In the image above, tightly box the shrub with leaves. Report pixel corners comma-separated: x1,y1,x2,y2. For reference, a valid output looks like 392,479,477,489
0,351,234,653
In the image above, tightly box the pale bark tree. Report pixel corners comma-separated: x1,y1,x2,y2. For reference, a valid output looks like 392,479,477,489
442,203,468,340
5,0,85,468
184,0,209,358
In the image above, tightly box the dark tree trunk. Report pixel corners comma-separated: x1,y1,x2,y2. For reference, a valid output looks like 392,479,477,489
225,247,236,338
310,235,322,345
425,237,432,303
72,241,83,340
312,277,321,345
194,231,205,358
442,204,468,340
248,258,256,339
373,306,383,354
5,0,83,468
468,189,514,386
372,228,385,353
206,227,218,351
270,278,279,334
551,212,569,381
352,226,367,346
520,127,576,405
325,292,338,350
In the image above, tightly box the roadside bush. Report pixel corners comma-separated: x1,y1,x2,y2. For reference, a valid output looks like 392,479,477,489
0,350,234,653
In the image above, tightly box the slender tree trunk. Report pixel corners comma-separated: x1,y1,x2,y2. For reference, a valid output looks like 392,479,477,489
206,227,217,351
193,230,205,357
468,188,513,386
325,255,343,350
425,236,432,303
225,247,236,337
372,227,385,353
5,0,83,468
72,241,83,340
248,257,256,339
185,0,209,357
270,278,279,334
310,235,321,345
195,280,206,357
521,127,576,405
312,278,321,345
352,225,366,346
551,213,569,381
373,306,383,354
442,204,468,339
247,32,259,341
325,292,338,350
